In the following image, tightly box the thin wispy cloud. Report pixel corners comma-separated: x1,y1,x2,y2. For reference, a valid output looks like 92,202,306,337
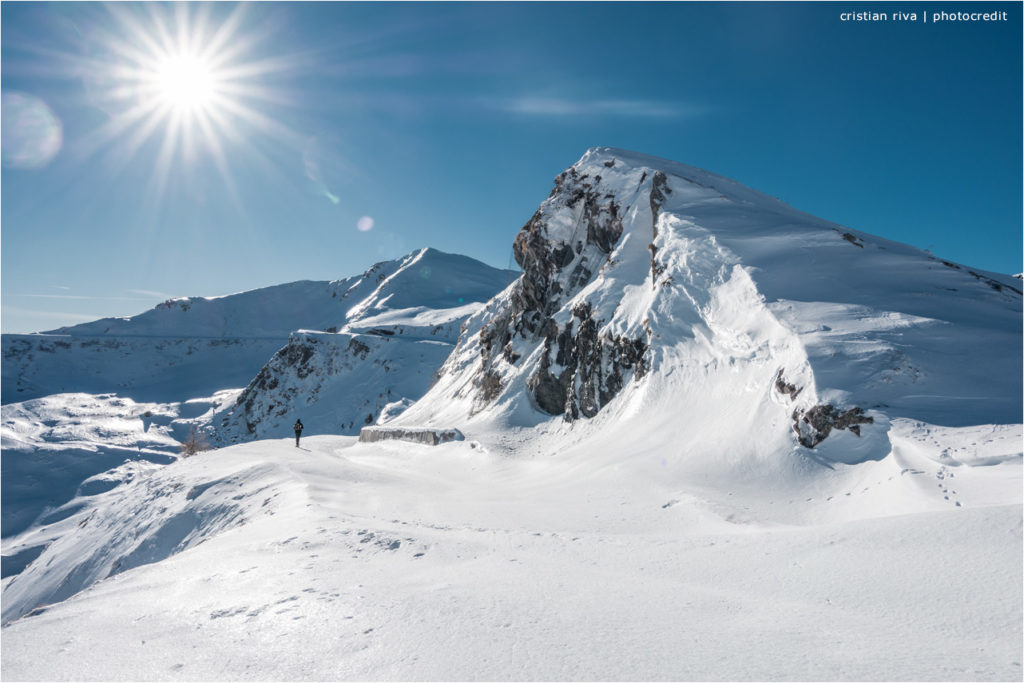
500,96,709,119
15,293,156,301
2,306,101,323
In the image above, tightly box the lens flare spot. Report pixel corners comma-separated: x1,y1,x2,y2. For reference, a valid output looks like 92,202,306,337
1,93,63,169
357,216,374,232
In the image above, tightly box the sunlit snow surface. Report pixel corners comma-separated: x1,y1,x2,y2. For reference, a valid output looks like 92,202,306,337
1,433,1020,681
1,149,1021,680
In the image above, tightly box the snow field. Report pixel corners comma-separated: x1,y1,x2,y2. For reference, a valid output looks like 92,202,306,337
1,392,238,538
1,434,1020,680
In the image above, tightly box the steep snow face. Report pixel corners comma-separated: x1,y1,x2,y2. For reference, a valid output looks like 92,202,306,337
215,331,454,443
337,248,518,322
396,147,1022,473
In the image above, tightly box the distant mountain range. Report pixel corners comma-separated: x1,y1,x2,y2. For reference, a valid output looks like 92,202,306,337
2,248,516,408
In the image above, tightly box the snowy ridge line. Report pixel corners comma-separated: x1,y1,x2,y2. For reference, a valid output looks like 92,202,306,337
584,146,837,228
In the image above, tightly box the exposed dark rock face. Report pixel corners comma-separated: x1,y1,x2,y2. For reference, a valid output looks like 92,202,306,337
479,309,513,360
792,404,873,448
280,338,318,378
528,362,570,415
648,171,672,284
838,231,865,248
347,338,371,360
774,370,803,400
236,342,320,433
509,167,624,337
474,161,651,419
526,303,648,421
476,370,503,405
156,298,193,312
648,170,671,226
772,369,870,448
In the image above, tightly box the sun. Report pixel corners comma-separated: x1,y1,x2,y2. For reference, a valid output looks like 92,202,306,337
75,3,299,203
155,53,218,113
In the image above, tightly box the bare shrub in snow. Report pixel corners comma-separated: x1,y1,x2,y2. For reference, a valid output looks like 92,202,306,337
179,426,211,457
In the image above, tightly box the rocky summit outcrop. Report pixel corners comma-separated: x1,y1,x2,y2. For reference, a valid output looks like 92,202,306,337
527,301,648,419
469,161,651,421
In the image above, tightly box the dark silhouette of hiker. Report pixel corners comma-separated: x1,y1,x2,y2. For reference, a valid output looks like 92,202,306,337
294,419,303,447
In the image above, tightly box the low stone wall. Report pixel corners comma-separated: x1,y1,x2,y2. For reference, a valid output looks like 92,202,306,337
358,426,464,446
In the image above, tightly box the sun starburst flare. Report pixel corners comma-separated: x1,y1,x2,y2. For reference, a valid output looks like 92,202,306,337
155,54,218,112
70,3,302,205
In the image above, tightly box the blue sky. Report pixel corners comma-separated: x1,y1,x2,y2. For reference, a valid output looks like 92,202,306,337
2,2,1021,334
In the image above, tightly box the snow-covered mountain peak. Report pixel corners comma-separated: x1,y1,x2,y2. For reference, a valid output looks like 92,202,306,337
575,146,800,216
392,148,1021,474
340,247,518,324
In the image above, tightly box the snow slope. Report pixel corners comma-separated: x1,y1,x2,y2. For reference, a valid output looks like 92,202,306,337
1,434,1019,680
0,391,236,538
1,334,282,405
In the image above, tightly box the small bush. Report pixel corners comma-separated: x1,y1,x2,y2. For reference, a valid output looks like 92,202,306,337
179,426,211,457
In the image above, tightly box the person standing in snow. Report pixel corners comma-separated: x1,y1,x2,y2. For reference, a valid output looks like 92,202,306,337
293,419,303,447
